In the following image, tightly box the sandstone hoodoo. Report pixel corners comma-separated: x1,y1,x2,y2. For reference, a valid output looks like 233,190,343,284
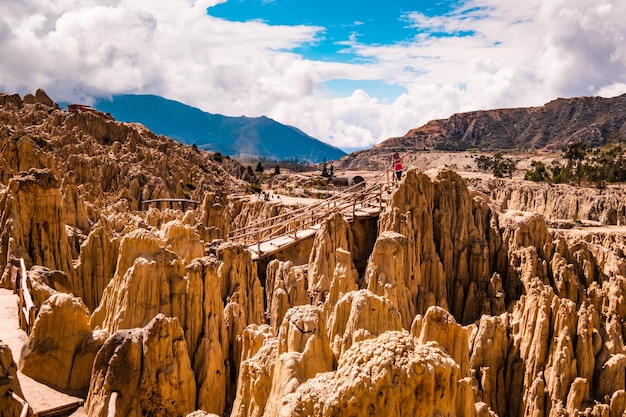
2,90,626,417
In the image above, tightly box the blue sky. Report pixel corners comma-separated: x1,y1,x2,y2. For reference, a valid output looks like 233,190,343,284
209,0,457,62
1,0,626,151
208,0,460,103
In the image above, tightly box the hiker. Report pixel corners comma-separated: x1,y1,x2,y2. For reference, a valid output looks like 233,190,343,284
390,150,412,181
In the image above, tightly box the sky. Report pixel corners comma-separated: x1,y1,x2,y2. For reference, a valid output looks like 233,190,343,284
1,0,626,152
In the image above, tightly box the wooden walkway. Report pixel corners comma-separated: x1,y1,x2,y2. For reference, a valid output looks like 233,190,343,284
141,198,201,211
0,286,84,416
230,172,393,260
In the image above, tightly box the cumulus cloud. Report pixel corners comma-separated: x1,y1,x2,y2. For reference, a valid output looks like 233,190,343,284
1,0,625,151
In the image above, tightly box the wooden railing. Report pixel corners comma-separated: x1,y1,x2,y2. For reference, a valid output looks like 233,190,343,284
108,391,119,417
141,198,201,211
229,171,392,252
11,258,36,335
6,389,30,417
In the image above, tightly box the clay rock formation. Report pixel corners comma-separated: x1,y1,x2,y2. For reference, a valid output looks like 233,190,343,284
86,314,196,417
0,341,28,417
265,260,309,334
89,223,264,415
412,306,471,378
89,228,188,333
159,219,205,263
73,216,120,312
184,256,229,415
327,289,402,359
470,177,626,226
307,213,358,307
0,89,247,217
186,412,221,417
19,293,107,392
278,331,461,417
263,305,334,417
368,168,504,327
230,326,277,417
26,265,73,319
22,89,55,107
0,168,75,288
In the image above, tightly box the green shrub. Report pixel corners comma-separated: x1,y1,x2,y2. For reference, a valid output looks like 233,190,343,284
248,183,262,194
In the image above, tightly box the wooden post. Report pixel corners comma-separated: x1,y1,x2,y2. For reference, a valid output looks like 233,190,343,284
108,391,119,417
7,390,30,417
19,259,35,334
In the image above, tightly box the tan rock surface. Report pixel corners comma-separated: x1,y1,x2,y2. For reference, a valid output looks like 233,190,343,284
89,228,187,333
230,327,277,417
371,169,504,327
19,293,107,393
278,331,460,417
265,260,309,334
471,177,626,225
73,217,120,312
0,341,27,417
413,306,471,378
469,313,510,416
0,168,75,288
185,256,229,415
307,213,358,306
263,305,334,417
86,314,196,417
327,289,401,359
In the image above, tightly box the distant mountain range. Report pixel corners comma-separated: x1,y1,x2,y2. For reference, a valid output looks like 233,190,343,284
92,94,345,163
337,93,626,169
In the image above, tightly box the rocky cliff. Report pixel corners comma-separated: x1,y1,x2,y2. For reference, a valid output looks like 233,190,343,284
337,93,626,170
2,90,626,417
469,177,626,227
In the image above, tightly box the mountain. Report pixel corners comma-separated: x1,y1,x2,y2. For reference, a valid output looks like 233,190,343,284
337,93,626,169
92,94,345,163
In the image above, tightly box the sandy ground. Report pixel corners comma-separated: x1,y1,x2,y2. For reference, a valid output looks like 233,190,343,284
296,150,565,183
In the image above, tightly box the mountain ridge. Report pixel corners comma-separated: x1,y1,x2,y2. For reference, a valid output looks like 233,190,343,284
338,93,626,169
92,94,346,163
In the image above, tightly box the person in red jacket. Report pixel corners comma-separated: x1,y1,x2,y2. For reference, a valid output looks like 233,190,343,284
390,150,412,181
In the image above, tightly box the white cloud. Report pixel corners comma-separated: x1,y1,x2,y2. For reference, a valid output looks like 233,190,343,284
1,0,625,151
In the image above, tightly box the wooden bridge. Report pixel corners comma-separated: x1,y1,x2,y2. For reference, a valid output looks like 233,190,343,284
141,198,201,211
229,171,394,260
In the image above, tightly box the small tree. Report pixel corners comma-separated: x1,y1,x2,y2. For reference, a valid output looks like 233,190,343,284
562,142,587,186
475,153,516,178
321,158,330,178
549,160,568,184
255,162,264,173
274,165,281,175
524,160,550,182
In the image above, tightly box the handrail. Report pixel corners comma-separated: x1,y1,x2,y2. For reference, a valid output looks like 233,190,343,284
14,258,36,335
108,391,119,417
229,170,389,239
229,170,393,252
6,389,30,417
